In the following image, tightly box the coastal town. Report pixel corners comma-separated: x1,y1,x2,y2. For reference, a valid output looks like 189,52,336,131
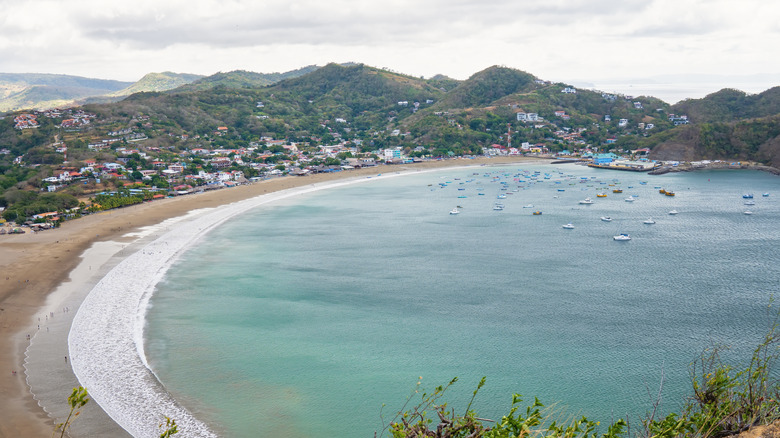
0,87,715,233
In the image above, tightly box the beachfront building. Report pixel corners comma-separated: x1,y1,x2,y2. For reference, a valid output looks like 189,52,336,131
593,153,619,165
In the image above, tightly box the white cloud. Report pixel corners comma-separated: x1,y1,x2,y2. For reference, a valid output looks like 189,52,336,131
0,0,776,92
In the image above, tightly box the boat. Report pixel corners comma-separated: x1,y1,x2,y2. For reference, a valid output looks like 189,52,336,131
600,216,613,222
596,193,607,198
744,210,753,215
643,217,655,224
665,191,675,196
497,194,507,199
613,189,623,193
449,208,460,215
523,204,534,208
458,195,467,198
743,193,754,199
625,196,635,202
763,193,770,197
562,223,575,229
493,204,504,211
668,210,679,215
745,200,756,205
613,233,631,241
579,197,594,204
532,211,542,215
659,188,667,194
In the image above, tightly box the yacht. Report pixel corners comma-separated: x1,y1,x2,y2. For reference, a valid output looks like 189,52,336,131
600,216,612,222
744,210,754,215
643,217,655,224
668,210,679,215
449,208,460,215
613,233,631,241
625,196,635,202
562,223,575,229
579,197,594,205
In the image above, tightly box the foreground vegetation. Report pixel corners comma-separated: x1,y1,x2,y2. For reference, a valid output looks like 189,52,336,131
382,315,780,437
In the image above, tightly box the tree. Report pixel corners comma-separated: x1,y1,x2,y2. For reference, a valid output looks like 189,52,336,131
54,387,89,438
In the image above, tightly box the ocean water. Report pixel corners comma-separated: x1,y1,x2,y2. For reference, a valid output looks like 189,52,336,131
144,164,780,437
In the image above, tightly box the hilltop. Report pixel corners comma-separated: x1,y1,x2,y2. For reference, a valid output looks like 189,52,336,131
0,66,321,113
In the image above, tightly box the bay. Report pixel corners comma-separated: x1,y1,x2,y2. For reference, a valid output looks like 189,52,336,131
145,163,780,437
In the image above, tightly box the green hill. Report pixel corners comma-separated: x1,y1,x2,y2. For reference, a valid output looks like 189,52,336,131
672,87,780,123
107,72,204,97
0,73,131,112
176,65,320,92
0,63,777,170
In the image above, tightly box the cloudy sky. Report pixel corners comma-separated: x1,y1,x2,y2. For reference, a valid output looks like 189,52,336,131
1,0,778,101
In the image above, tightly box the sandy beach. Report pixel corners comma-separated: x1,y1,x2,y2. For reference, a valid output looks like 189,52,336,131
0,156,539,437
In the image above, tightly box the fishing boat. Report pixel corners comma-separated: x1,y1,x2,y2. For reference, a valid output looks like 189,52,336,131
743,193,754,199
613,189,623,193
596,193,607,198
665,191,675,196
659,188,667,194
613,233,631,241
532,211,542,215
562,223,575,229
763,193,770,197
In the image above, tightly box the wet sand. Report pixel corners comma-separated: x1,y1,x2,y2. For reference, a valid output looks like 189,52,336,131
0,157,538,437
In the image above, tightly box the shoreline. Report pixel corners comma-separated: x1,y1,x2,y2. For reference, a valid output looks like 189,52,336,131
0,156,539,437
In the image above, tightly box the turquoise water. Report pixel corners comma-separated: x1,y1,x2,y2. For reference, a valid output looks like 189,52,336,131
145,164,780,437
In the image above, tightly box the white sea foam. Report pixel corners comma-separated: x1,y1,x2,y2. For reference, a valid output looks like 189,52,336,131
68,175,409,437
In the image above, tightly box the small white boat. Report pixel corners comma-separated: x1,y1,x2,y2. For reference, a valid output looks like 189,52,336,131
579,197,594,204
763,193,770,197
613,233,631,241
745,200,756,205
493,204,504,211
668,210,678,215
562,223,575,229
625,196,635,202
523,204,534,208
600,216,612,222
744,210,753,215
449,208,460,215
497,194,507,199
643,217,655,224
